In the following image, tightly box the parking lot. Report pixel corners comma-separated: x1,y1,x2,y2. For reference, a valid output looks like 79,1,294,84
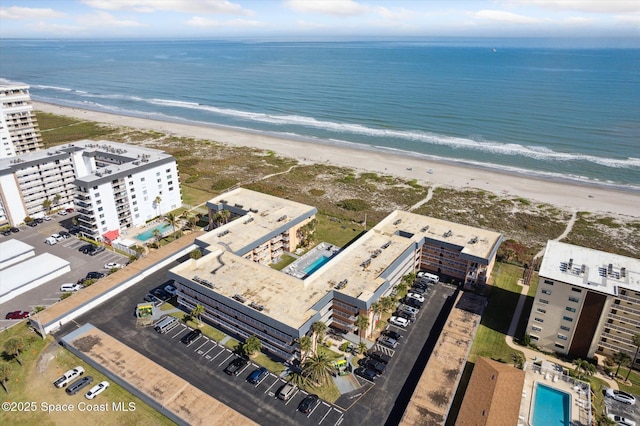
0,213,128,326
52,262,456,425
604,388,639,425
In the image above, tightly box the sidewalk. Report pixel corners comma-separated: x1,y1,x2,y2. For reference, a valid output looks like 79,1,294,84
505,280,619,390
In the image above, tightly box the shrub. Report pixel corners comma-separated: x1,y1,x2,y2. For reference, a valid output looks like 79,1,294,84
190,249,203,259
336,198,369,211
60,292,73,300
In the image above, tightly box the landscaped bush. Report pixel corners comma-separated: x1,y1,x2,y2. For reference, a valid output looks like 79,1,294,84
336,198,369,211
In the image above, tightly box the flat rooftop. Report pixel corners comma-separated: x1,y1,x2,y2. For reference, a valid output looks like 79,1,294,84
0,239,34,266
540,241,640,296
0,252,69,296
173,197,502,329
200,188,317,254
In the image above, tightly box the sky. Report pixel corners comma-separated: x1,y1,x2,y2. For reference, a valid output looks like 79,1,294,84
0,0,639,40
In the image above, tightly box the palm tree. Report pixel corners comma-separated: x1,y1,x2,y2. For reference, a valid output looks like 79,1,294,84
302,352,337,386
152,228,162,248
357,341,368,355
287,370,307,388
625,333,640,381
371,302,383,334
380,296,395,313
0,363,11,394
355,315,370,343
219,209,231,225
166,212,178,234
5,338,25,366
299,336,312,362
53,194,62,208
511,352,525,369
190,304,205,326
42,198,52,214
573,358,596,380
311,321,327,354
154,195,162,217
242,335,262,357
613,351,632,377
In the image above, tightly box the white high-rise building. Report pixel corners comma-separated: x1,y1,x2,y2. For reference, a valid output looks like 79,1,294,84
0,140,181,238
0,84,43,159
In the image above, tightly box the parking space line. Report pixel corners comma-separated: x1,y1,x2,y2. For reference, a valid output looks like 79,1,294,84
218,352,233,367
171,325,187,339
284,389,299,406
334,413,345,426
201,343,216,358
265,377,281,394
209,347,226,361
194,340,208,352
185,336,202,347
318,406,332,424
307,400,321,418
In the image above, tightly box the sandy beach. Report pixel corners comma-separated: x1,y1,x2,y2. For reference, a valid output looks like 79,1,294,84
34,101,640,219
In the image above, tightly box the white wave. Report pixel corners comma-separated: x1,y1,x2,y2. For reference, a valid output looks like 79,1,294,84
32,84,73,92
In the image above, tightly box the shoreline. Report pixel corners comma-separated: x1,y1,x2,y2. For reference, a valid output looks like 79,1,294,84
33,101,640,219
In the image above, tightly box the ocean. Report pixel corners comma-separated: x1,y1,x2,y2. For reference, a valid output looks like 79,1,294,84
1,38,638,189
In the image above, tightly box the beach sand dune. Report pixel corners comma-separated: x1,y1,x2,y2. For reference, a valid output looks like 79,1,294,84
34,101,640,219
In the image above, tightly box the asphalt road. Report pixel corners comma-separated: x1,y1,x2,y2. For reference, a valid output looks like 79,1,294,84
53,262,456,426
0,213,128,327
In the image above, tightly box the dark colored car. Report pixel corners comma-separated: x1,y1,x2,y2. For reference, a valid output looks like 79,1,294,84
409,287,426,295
65,376,93,395
151,288,171,301
88,245,105,256
5,311,30,320
86,271,105,280
181,329,202,345
404,297,423,309
369,351,392,365
395,311,416,323
1,229,11,236
247,367,269,384
354,367,377,382
10,227,19,233
35,217,44,223
298,394,319,413
27,221,38,227
363,358,386,375
383,330,402,340
224,357,249,376
59,231,71,239
78,244,94,253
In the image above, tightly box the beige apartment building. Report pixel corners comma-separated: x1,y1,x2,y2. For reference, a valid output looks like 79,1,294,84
0,83,43,159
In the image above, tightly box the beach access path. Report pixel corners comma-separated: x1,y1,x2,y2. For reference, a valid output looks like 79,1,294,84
34,102,640,219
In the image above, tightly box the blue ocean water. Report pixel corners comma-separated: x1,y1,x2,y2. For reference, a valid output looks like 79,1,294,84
1,39,638,189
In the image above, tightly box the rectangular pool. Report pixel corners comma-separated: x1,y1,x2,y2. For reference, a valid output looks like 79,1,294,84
532,383,571,426
303,255,331,275
135,223,172,242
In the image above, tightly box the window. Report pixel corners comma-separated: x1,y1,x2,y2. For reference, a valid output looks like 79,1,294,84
566,307,576,313
141,177,145,182
96,199,101,205
560,325,570,332
166,168,171,173
542,289,552,295
569,296,579,303
169,186,174,191
539,299,549,304
157,178,162,183
554,343,565,349
530,335,539,341
156,172,160,176
98,207,103,212
557,334,568,341
534,317,544,323
563,316,573,322
537,308,547,314
99,214,104,219
571,287,582,293
544,279,554,285
532,326,542,332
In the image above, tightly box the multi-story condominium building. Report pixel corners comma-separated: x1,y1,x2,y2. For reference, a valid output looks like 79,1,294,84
526,241,640,363
169,188,503,361
0,84,43,159
0,140,181,239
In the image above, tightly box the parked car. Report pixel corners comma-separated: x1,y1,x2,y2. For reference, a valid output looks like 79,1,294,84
379,336,398,349
43,215,52,221
406,292,425,303
409,287,426,295
395,311,416,323
607,414,636,426
27,221,38,227
51,233,65,242
363,358,386,375
5,311,30,320
405,298,423,309
389,316,410,328
143,293,163,307
53,366,84,388
85,381,109,400
60,283,83,292
78,244,94,253
247,367,269,384
59,230,70,238
10,227,19,233
224,357,248,376
88,245,105,256
58,210,68,216
66,207,75,213
104,262,123,270
181,329,202,345
66,376,93,395
1,229,11,236
86,271,105,280
354,367,377,382
151,288,172,301
298,394,319,413
398,304,419,315
277,383,297,400
165,284,177,296
606,389,636,405
369,351,392,365
383,329,402,340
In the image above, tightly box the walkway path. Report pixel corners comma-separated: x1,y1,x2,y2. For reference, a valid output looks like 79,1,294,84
408,185,437,211
533,210,577,259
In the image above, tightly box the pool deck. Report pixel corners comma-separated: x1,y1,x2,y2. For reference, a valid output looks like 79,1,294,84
520,363,592,426
283,242,341,279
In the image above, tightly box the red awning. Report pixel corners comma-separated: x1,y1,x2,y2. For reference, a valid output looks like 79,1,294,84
103,230,119,242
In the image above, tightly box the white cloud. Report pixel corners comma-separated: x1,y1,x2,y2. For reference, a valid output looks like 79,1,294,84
80,11,147,28
614,13,640,25
187,16,262,28
474,10,542,24
373,6,413,21
503,0,640,14
81,0,253,15
562,16,594,25
0,6,66,20
284,0,368,16
26,21,85,35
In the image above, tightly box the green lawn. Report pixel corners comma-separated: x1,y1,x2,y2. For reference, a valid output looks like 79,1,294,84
469,263,526,363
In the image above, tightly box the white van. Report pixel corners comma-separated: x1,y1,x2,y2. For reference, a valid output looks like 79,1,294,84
60,283,82,292
44,236,57,245
154,316,179,334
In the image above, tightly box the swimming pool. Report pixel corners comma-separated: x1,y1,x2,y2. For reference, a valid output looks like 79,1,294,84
303,255,331,275
135,223,172,242
532,383,571,426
